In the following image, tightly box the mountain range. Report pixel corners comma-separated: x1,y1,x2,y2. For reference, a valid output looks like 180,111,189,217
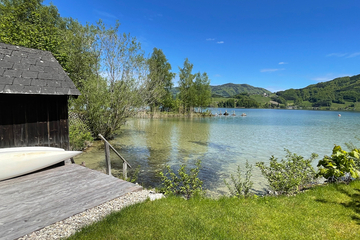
276,74,360,106
170,83,271,98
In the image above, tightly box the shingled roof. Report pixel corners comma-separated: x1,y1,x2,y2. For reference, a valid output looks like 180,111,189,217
0,43,80,96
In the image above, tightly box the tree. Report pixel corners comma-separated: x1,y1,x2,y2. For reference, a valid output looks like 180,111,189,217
194,72,211,111
147,48,175,112
0,0,68,69
178,58,196,113
74,21,160,139
61,18,99,91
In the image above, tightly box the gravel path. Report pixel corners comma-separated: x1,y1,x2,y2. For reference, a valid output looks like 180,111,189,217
18,189,164,240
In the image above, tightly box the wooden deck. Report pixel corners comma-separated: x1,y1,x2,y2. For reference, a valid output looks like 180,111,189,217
0,164,143,240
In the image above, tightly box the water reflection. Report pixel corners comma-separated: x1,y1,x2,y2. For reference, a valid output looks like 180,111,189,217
74,109,360,195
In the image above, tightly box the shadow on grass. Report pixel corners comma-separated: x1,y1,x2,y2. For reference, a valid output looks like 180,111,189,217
315,184,360,224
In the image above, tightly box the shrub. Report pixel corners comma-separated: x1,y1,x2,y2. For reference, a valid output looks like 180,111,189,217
317,145,360,183
158,160,203,199
256,150,317,195
224,160,254,198
69,112,93,151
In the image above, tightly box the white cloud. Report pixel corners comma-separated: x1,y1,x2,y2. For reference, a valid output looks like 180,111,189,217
217,41,224,44
260,68,284,73
311,73,349,82
94,10,117,19
346,52,360,58
326,53,347,57
206,38,215,41
278,62,287,65
312,77,331,82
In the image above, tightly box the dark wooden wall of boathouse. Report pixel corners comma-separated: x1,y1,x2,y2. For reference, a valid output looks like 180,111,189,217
0,94,69,149
0,43,81,150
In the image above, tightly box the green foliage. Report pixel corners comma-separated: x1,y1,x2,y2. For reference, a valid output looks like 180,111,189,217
211,83,271,97
256,150,317,195
277,74,360,108
178,58,196,113
68,112,93,151
147,48,175,111
216,94,260,108
178,59,212,113
0,0,68,70
158,160,203,199
317,145,360,183
194,72,211,111
72,21,156,139
224,160,254,198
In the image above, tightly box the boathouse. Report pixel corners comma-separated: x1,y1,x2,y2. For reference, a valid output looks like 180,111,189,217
0,43,81,150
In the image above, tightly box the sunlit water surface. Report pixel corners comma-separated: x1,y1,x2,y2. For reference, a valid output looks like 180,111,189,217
75,108,360,196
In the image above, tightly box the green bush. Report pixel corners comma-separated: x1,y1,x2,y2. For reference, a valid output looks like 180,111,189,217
256,150,317,195
158,160,203,199
69,112,93,151
224,160,254,198
317,145,360,183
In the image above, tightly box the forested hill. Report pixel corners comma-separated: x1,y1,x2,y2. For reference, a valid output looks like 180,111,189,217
211,83,271,97
171,83,271,97
276,74,360,107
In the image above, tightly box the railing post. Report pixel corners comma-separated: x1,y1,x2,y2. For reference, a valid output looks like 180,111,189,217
123,161,127,180
99,134,131,179
104,141,111,176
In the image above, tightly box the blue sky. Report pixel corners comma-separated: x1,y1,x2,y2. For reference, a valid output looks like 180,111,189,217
44,0,360,92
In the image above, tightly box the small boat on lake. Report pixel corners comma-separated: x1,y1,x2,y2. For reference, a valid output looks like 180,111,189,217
0,147,82,181
231,111,236,116
223,110,229,116
241,113,247,116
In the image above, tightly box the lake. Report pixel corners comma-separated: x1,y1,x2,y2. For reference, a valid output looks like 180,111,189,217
74,108,360,196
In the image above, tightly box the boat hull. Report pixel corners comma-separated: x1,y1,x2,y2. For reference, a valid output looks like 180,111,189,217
0,147,65,153
0,149,82,181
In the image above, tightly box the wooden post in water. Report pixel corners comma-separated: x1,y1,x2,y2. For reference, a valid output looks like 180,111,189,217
123,161,127,179
104,141,111,176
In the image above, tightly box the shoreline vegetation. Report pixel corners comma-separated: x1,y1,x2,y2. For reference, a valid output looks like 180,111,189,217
67,145,360,239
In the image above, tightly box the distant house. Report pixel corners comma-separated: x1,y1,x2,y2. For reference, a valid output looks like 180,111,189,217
0,43,81,150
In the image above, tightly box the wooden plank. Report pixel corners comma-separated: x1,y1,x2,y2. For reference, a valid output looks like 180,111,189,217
58,97,67,149
48,97,59,147
37,96,49,146
26,97,39,146
0,98,15,148
9,96,28,147
0,165,142,240
105,142,111,175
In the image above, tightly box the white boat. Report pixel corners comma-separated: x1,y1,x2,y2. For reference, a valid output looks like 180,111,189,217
0,147,65,153
0,147,82,181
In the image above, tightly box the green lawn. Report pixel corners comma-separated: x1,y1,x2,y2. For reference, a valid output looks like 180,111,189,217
67,181,360,240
